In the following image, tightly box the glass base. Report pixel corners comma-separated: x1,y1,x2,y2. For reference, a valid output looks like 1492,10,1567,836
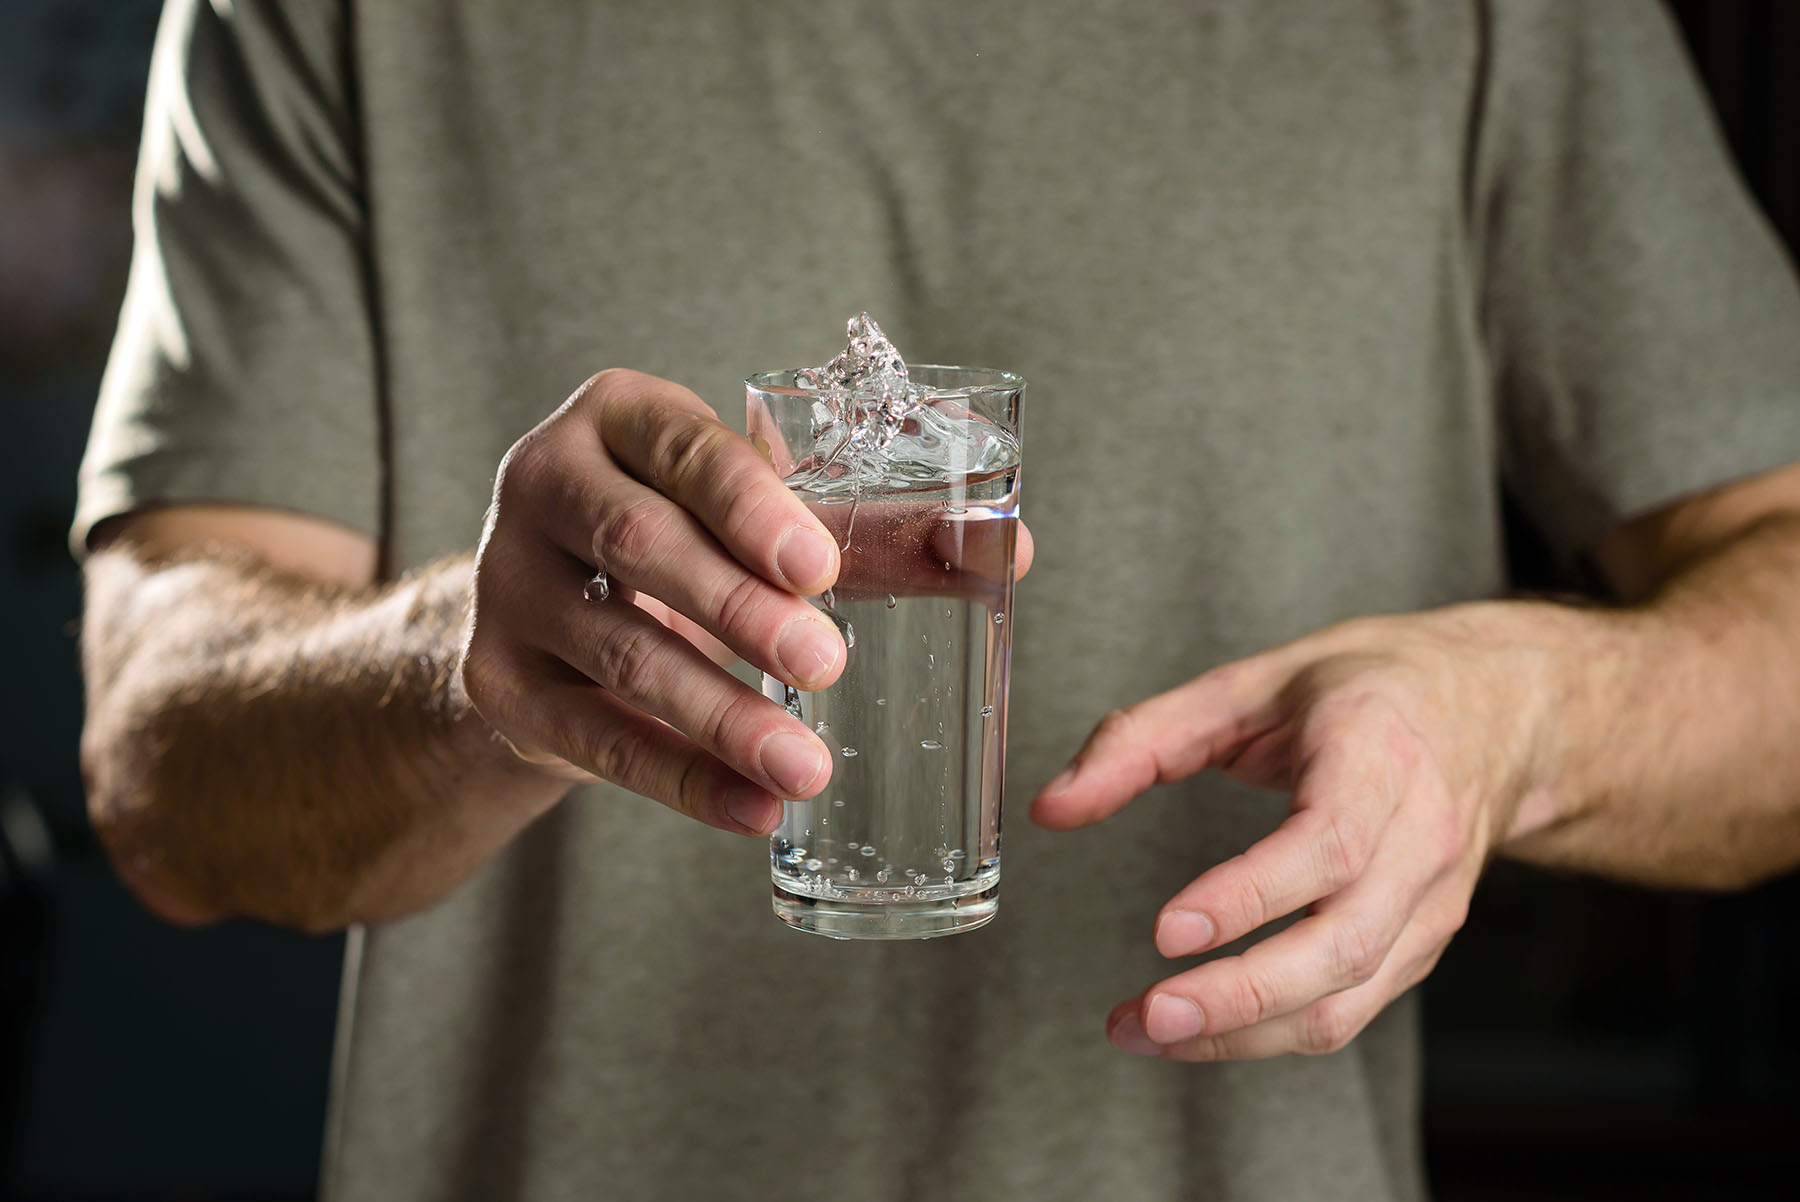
772,880,999,940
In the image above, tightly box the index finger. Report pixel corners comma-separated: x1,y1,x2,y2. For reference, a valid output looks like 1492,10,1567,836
597,370,841,595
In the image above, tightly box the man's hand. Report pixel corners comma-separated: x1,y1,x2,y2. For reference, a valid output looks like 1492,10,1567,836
462,369,852,837
1030,603,1580,1061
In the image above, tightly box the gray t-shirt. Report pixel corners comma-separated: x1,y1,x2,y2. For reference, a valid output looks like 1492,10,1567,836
76,2,1800,1200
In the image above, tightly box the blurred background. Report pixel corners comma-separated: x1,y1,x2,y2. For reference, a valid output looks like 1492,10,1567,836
1,2,1796,1199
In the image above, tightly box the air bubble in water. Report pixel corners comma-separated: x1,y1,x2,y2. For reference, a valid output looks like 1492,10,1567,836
840,746,858,758
994,613,1005,625
927,654,935,667
876,868,891,883
942,858,956,872
944,608,952,619
815,720,829,733
832,798,845,807
803,858,823,871
846,868,859,881
859,845,876,857
875,697,887,707
981,705,994,716
920,739,943,750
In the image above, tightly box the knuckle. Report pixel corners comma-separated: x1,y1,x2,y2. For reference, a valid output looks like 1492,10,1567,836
1225,970,1283,1028
1438,894,1472,942
1215,854,1280,931
591,621,667,700
1300,1001,1362,1055
581,723,652,790
495,426,560,501
1317,807,1372,888
712,573,771,641
657,417,736,491
1094,707,1138,746
671,752,716,820
458,643,511,718
1331,913,1390,985
596,495,672,568
1426,799,1469,873
698,689,766,761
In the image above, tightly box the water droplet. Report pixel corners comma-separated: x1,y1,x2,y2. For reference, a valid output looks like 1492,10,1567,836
981,705,994,716
803,858,823,871
782,685,803,718
815,720,830,733
927,654,935,667
945,504,967,515
920,739,944,750
886,594,897,609
944,608,952,619
859,845,877,857
994,613,1005,625
840,746,858,757
875,697,887,707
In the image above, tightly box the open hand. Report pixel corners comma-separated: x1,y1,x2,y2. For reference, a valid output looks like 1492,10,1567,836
1031,605,1559,1060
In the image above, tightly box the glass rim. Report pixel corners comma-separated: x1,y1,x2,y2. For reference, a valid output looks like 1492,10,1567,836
745,365,1025,401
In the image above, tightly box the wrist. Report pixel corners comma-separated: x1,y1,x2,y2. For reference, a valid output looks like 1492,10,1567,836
1462,597,1647,849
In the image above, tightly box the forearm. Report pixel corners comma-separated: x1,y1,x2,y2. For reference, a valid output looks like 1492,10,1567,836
1500,513,1800,889
82,543,570,931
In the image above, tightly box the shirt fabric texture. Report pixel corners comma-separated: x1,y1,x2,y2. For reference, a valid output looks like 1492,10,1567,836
75,2,1800,1200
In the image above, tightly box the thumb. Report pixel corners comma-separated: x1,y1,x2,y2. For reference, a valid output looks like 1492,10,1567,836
1028,655,1295,830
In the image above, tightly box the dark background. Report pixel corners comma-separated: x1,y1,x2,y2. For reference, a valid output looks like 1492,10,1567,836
1,3,1795,1199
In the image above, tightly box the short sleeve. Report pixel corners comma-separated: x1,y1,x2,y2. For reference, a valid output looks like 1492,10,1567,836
73,0,379,553
1477,0,1800,565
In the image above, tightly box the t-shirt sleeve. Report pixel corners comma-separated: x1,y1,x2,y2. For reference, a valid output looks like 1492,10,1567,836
1477,0,1800,565
72,0,379,554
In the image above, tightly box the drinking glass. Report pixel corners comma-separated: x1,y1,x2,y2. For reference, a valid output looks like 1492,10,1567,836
746,366,1025,939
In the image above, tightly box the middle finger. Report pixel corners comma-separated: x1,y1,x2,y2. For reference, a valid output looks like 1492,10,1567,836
532,544,834,800
549,468,845,692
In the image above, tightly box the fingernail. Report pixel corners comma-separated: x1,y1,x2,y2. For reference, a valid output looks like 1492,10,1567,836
1110,1011,1164,1057
776,526,836,592
1155,910,1216,957
759,731,826,797
775,618,842,686
725,791,783,835
1045,764,1078,795
1144,995,1205,1044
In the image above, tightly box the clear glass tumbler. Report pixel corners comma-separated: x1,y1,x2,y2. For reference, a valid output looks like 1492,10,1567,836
746,366,1025,939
